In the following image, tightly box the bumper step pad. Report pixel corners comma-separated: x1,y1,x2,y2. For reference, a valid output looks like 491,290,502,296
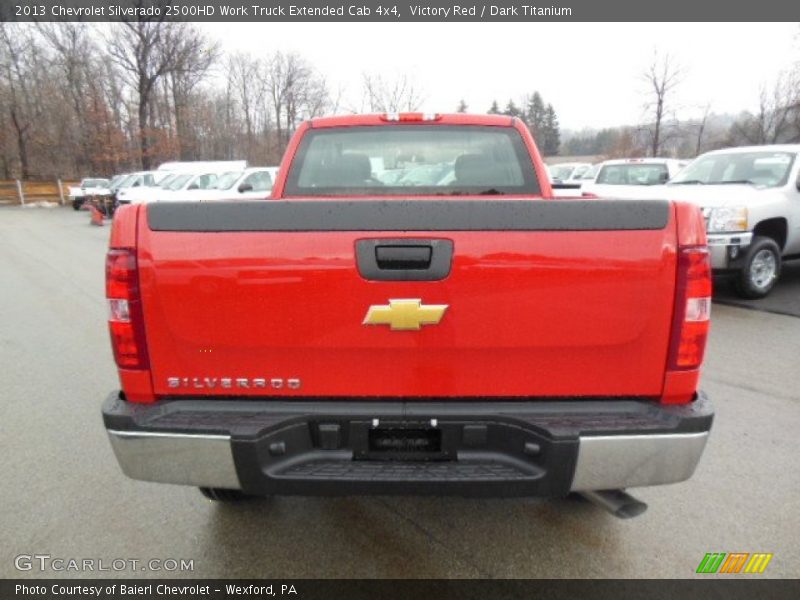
277,458,540,481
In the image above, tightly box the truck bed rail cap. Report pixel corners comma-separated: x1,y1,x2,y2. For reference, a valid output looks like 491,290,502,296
146,199,670,232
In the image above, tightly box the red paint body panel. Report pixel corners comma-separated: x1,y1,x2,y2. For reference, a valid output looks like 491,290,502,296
674,200,708,247
136,217,679,399
108,203,138,248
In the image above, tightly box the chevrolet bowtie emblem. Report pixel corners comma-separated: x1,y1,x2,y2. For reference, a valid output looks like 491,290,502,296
363,299,448,331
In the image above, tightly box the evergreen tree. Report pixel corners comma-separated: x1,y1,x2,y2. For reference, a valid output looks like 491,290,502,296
456,99,468,113
488,100,500,114
503,99,521,118
526,92,546,139
542,103,561,156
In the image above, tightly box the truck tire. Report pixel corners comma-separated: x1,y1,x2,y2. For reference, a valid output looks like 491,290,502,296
734,236,781,299
199,487,252,502
72,199,84,211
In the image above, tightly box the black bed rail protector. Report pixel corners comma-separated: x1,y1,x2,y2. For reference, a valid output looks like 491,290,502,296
103,392,713,441
146,199,670,232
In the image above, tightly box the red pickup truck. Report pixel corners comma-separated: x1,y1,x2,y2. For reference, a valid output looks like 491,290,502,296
102,113,713,518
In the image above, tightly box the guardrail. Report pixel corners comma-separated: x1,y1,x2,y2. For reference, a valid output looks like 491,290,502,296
0,179,79,206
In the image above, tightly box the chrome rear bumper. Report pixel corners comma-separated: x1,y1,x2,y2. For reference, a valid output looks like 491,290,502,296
107,430,240,489
104,393,713,496
107,428,710,493
570,431,709,491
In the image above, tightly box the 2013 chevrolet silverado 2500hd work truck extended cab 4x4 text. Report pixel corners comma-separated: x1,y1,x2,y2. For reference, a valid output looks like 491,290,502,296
102,113,713,517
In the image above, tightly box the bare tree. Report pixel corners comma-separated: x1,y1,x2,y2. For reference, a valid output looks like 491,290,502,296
168,28,219,159
694,103,712,155
0,23,339,177
362,73,424,113
37,23,97,172
731,70,800,144
641,51,683,157
0,24,39,179
266,52,328,153
265,51,292,150
107,19,212,168
227,52,263,149
301,73,330,120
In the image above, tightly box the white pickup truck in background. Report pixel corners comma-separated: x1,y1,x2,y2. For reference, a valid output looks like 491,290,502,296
111,171,167,206
179,167,279,201
581,158,688,199
68,178,111,210
662,145,800,298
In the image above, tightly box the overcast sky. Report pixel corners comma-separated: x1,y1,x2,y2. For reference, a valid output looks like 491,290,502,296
199,22,799,130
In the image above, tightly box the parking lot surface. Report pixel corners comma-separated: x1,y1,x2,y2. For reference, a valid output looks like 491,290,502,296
714,260,800,318
1,206,798,578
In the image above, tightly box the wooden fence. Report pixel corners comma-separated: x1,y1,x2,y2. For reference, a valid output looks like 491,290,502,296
0,180,79,205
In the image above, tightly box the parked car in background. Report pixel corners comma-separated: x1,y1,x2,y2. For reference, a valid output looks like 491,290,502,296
183,167,278,201
108,174,130,196
575,163,600,184
116,172,179,205
664,145,800,298
547,162,593,184
118,161,252,204
114,171,171,205
581,158,688,199
118,171,221,204
68,178,111,210
147,170,229,202
549,163,600,197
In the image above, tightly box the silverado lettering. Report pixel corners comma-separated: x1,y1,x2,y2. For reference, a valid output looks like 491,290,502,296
166,377,302,390
102,113,714,516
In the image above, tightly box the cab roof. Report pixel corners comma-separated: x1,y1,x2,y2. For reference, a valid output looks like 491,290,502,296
308,113,517,128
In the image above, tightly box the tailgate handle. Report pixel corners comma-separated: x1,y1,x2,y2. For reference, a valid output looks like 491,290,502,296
356,239,453,281
375,245,432,270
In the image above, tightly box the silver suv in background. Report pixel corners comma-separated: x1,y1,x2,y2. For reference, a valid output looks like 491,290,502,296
666,145,800,298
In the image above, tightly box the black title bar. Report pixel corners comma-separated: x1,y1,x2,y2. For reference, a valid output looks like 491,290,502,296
2,0,798,22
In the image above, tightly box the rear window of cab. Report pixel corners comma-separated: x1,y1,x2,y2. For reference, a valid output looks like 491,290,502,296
283,125,541,196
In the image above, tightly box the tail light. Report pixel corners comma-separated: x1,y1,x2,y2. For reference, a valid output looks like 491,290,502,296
106,248,149,369
668,246,712,370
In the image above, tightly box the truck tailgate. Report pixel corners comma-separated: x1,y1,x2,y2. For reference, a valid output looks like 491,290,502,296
137,200,677,399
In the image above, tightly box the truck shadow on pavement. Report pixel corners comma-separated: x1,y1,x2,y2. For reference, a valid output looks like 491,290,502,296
201,495,624,578
713,259,800,318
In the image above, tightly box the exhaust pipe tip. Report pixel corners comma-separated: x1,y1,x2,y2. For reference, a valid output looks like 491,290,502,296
579,489,648,519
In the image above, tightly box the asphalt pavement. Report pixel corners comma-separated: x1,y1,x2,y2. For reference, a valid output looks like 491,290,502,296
714,260,800,318
1,206,798,578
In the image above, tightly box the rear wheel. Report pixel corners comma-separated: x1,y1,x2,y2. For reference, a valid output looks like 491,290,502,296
199,487,252,502
734,236,781,299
